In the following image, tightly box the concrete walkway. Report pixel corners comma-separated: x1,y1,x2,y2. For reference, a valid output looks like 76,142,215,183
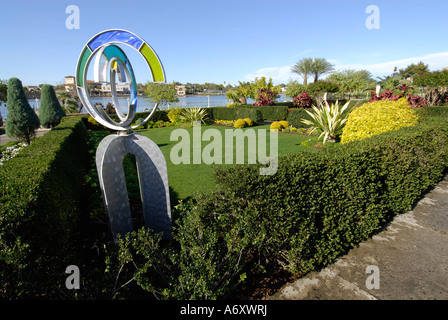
270,173,448,300
0,128,51,146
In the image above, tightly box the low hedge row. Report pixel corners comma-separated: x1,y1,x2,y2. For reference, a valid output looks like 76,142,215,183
109,107,448,299
287,108,314,128
208,105,289,121
73,100,368,127
108,110,169,123
0,117,89,298
210,107,263,123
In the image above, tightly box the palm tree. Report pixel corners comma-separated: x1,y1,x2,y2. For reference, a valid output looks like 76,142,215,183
55,90,81,114
310,58,335,82
291,58,314,85
237,81,251,104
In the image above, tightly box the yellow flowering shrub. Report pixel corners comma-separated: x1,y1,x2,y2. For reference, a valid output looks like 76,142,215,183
340,98,419,144
279,120,289,129
243,118,254,127
270,121,283,131
234,118,247,128
214,119,234,126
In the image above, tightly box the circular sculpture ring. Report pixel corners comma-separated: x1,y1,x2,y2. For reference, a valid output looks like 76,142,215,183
75,29,166,131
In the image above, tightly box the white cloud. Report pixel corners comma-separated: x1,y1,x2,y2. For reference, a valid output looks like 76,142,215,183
244,52,448,84
244,65,295,84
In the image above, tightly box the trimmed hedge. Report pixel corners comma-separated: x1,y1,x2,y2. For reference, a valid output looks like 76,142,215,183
0,117,89,298
236,108,263,124
209,105,289,121
209,107,263,124
108,110,169,123
255,105,289,121
287,108,315,128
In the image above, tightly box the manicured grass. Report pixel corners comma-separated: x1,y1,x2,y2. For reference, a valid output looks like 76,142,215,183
136,124,321,200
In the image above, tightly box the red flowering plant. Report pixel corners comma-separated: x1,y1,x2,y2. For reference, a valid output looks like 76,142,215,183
252,88,277,106
292,91,313,108
369,84,427,108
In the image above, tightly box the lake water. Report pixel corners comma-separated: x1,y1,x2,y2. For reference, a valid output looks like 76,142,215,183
0,95,292,119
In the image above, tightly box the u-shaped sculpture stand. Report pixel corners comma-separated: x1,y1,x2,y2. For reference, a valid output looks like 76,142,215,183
96,132,172,240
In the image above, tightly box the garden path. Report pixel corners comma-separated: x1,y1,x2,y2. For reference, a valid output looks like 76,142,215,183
0,128,50,146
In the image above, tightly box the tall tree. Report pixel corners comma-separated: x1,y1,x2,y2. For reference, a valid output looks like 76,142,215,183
398,61,429,79
0,79,7,102
327,69,376,95
39,84,66,128
292,58,335,84
55,90,81,114
291,58,314,85
144,81,179,106
5,78,40,144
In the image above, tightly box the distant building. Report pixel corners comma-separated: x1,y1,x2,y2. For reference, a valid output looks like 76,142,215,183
24,85,40,92
65,76,127,94
101,83,131,94
176,85,186,96
64,76,76,92
203,88,226,94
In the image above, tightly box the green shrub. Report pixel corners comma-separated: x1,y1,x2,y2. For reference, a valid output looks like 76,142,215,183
211,105,288,121
180,107,208,125
306,80,339,95
0,117,89,298
167,107,183,123
287,108,314,128
210,107,263,124
86,115,106,130
414,106,448,118
5,78,40,144
257,105,289,120
132,117,146,129
236,108,263,124
302,100,352,144
38,84,66,128
209,107,236,121
108,110,169,124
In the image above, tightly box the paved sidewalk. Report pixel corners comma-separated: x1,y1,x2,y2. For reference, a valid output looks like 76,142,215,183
0,128,51,146
270,173,448,300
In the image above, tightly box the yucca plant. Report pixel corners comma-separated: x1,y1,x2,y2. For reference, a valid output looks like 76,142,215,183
301,100,351,144
180,107,208,125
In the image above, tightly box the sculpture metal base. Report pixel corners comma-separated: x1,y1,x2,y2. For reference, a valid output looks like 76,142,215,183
96,132,172,240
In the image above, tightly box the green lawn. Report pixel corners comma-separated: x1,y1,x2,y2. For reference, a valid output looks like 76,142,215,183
135,124,321,201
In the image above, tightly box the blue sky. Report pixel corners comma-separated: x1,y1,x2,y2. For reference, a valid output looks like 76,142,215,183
1,0,447,86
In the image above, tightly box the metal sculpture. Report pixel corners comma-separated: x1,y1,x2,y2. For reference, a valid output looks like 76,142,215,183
76,29,171,240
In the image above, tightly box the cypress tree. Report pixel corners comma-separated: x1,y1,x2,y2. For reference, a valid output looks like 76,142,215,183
39,84,66,128
5,78,40,144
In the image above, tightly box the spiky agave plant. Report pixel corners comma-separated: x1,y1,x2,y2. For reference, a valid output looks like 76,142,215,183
180,107,208,125
301,100,352,144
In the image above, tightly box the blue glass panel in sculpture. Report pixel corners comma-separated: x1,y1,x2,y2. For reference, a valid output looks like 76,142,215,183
89,30,143,52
